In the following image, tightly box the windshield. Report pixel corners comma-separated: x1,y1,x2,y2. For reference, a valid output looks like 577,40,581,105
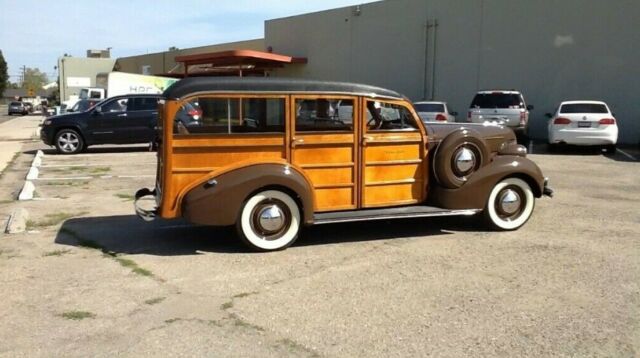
560,103,608,114
414,103,445,112
471,93,523,109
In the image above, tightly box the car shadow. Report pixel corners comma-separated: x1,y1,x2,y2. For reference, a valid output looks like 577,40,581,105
531,142,638,163
29,145,152,156
54,215,479,255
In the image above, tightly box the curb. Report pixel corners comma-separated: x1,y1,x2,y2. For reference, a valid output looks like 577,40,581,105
18,150,44,201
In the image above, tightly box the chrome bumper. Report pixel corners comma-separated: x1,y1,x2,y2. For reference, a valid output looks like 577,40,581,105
134,188,157,222
543,177,554,197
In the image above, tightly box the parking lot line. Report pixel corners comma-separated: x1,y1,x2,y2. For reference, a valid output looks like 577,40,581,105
617,149,638,161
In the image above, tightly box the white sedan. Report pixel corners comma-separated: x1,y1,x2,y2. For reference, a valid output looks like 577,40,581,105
547,100,618,153
413,101,457,122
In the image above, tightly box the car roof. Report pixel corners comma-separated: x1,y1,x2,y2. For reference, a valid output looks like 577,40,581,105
476,90,522,94
559,100,608,105
414,101,446,105
163,77,404,100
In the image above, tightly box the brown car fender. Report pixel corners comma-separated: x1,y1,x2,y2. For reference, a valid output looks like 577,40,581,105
428,155,545,210
181,163,314,226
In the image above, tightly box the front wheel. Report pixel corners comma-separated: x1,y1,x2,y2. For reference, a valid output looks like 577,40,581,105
484,177,535,231
237,190,301,251
55,129,84,154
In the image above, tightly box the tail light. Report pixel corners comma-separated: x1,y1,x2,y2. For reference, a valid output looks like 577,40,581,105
188,109,202,117
519,112,526,125
435,113,447,121
553,117,571,125
599,118,615,125
467,111,472,122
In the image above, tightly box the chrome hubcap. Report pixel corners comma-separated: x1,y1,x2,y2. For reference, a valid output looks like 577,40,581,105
499,189,521,215
454,147,476,175
58,133,79,152
258,205,285,233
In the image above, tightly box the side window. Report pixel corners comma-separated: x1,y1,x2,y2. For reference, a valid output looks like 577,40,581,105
102,98,128,112
129,97,158,112
173,97,285,135
90,90,102,99
295,98,353,132
366,101,419,131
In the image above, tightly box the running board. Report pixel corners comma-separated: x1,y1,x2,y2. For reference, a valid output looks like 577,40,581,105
313,205,481,225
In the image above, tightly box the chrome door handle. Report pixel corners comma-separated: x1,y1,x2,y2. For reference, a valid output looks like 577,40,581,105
117,113,127,117
291,138,304,147
362,136,373,145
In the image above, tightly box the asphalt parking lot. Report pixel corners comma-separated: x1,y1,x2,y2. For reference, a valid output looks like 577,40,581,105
0,137,639,356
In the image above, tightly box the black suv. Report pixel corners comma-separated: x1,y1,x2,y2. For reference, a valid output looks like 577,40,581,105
40,94,161,154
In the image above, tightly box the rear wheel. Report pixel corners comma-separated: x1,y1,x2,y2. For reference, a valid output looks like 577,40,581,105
236,190,301,251
484,177,535,231
55,129,84,154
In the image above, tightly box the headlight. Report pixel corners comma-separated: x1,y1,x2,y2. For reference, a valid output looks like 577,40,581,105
43,120,52,126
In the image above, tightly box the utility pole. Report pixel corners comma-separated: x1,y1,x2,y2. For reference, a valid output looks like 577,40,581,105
20,65,26,88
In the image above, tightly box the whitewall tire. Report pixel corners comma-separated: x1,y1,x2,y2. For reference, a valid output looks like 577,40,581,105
237,190,301,251
484,177,535,230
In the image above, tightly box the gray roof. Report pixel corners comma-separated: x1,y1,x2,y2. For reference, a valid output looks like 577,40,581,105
163,77,404,100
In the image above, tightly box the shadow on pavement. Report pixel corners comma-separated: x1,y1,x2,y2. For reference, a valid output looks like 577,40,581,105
55,214,477,255
30,145,152,156
531,142,638,163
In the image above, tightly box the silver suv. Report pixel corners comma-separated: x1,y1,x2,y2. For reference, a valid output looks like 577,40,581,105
467,90,533,135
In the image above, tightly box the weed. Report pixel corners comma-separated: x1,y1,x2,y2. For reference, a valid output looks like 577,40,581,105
44,181,89,186
27,211,88,229
43,249,71,257
61,310,95,320
90,166,111,174
144,297,165,305
221,301,233,310
165,318,180,324
115,193,134,201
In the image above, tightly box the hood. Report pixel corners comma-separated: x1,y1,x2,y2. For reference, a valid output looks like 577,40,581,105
425,122,516,152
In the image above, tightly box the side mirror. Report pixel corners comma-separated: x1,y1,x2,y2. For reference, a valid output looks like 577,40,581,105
450,111,458,116
526,104,534,111
93,106,102,115
545,113,553,118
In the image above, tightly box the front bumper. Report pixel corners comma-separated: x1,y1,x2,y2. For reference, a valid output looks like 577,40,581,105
134,188,158,222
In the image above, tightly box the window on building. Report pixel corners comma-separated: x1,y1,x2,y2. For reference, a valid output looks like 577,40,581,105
366,101,419,131
295,98,354,132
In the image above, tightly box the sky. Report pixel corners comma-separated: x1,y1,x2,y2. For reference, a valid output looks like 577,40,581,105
0,0,376,83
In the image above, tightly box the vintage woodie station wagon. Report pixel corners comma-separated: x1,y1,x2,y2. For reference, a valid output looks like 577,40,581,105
135,77,553,251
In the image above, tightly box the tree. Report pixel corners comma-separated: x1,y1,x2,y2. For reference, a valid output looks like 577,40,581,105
22,67,48,92
0,50,8,98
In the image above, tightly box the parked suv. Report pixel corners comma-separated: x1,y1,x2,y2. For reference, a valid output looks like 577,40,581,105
8,101,29,115
135,77,552,251
40,94,161,154
467,90,533,135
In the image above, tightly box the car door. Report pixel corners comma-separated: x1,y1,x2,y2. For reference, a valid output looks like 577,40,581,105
126,97,159,143
360,99,427,208
289,95,359,212
86,98,129,143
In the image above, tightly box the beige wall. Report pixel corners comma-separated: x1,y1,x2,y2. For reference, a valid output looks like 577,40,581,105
58,57,117,102
265,0,640,144
115,39,265,75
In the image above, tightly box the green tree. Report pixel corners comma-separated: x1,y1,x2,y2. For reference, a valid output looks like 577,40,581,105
0,50,8,98
22,67,48,92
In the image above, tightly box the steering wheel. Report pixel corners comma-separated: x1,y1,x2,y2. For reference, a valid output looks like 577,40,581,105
367,117,384,129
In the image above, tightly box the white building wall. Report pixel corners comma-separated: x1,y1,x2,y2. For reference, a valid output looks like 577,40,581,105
266,0,640,144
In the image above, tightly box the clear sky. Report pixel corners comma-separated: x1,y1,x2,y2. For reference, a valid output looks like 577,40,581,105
0,0,377,83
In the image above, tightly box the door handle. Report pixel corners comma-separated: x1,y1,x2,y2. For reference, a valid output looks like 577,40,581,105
362,136,373,145
117,113,127,117
291,138,304,147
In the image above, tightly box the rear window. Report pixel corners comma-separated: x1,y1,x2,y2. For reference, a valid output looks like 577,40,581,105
414,103,445,112
560,103,608,114
10,101,21,106
470,93,523,109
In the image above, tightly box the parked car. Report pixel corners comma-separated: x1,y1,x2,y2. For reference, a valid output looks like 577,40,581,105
40,94,161,154
8,101,29,115
467,90,533,135
67,99,101,113
173,101,203,133
135,77,552,252
547,100,618,153
413,101,457,122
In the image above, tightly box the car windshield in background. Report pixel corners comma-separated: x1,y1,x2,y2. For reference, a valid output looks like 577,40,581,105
10,101,22,106
471,93,522,109
560,103,608,114
415,103,445,112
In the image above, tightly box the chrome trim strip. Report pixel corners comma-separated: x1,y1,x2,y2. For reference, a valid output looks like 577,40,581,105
313,209,481,225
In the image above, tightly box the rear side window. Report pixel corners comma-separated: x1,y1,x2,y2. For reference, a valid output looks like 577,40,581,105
295,98,354,132
414,103,445,112
560,103,608,114
366,101,419,131
174,97,285,135
470,93,523,109
129,97,158,111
